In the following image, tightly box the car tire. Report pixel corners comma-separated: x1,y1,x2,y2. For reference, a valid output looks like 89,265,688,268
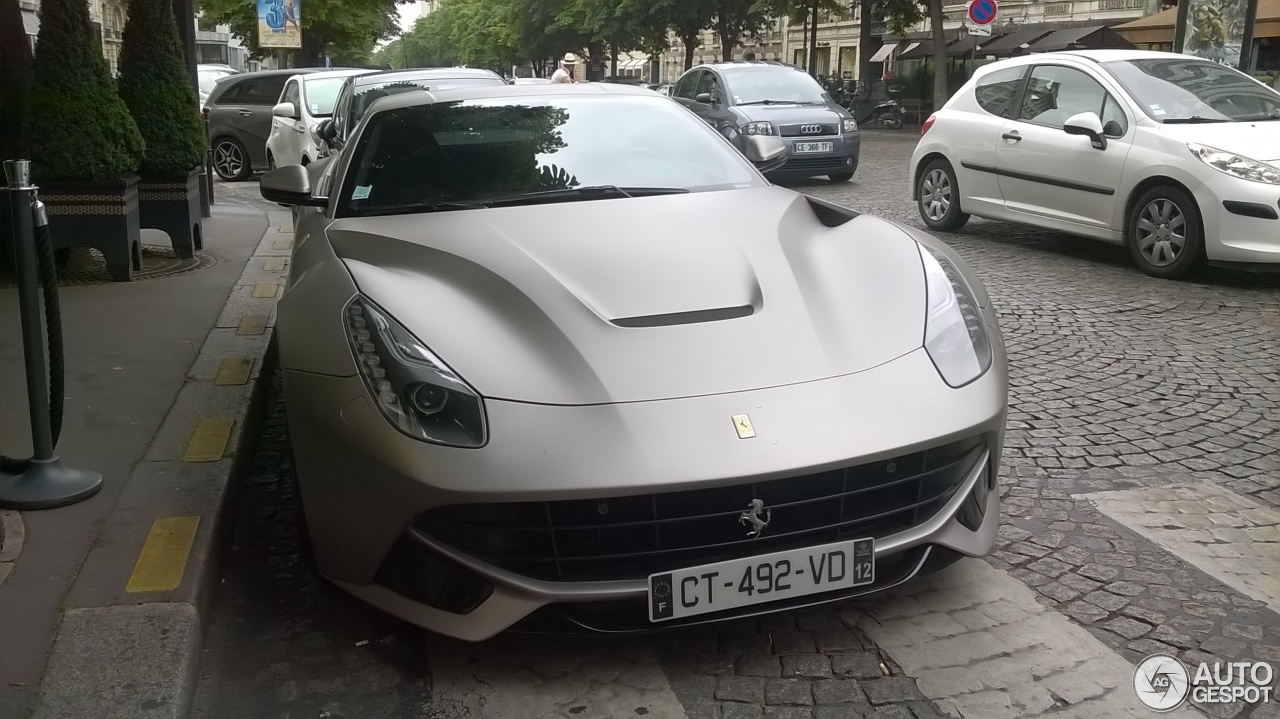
267,153,277,171
1126,185,1205,280
917,158,969,232
828,172,854,182
212,137,251,182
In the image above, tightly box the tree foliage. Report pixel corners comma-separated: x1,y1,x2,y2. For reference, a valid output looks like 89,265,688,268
117,0,205,175
25,0,143,180
195,0,401,64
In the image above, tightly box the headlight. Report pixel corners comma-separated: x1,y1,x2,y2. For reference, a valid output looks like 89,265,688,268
919,244,992,388
740,121,773,136
345,296,486,447
1187,143,1280,185
842,118,857,133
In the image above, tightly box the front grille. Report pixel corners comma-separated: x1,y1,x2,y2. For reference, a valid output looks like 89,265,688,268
781,156,851,171
419,437,984,582
780,123,838,137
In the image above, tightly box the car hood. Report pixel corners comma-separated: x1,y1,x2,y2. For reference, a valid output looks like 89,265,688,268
330,187,926,405
734,103,851,125
1157,122,1280,163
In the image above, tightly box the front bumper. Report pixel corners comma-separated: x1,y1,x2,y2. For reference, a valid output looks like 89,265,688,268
1193,172,1280,265
761,133,861,179
285,347,1005,641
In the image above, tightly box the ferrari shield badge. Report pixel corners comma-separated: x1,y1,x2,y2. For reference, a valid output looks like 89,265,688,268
732,414,755,439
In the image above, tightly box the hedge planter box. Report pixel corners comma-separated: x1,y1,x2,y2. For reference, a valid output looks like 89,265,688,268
139,168,203,259
40,176,142,282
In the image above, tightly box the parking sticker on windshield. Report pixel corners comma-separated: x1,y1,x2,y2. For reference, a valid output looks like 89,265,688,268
1149,104,1167,116
352,185,372,200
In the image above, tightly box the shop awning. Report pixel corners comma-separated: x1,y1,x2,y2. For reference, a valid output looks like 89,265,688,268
1115,0,1280,42
897,40,937,60
1028,25,1135,52
869,43,897,62
956,32,1007,56
22,8,39,36
980,27,1056,56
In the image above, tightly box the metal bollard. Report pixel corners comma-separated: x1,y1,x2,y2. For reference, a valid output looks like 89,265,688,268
0,159,103,510
204,108,215,206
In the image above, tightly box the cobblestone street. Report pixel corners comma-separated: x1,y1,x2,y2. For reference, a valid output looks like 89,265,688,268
193,137,1280,719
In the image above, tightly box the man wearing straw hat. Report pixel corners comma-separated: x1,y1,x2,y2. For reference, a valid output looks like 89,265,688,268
551,53,578,83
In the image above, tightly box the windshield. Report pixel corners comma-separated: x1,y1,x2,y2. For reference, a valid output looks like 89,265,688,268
1104,58,1280,122
198,69,235,95
350,77,506,125
726,69,829,105
339,97,758,217
303,76,350,117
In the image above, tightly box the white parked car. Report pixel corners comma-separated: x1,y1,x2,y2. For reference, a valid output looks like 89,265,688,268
266,69,373,168
910,50,1280,279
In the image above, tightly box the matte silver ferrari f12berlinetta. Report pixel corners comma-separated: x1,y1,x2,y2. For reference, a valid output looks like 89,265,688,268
260,83,1008,641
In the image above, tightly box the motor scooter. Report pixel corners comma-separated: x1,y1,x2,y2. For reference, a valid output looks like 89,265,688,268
845,83,906,129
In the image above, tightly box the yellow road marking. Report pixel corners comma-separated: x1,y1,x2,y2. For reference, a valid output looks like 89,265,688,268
271,238,292,250
215,357,253,386
236,314,268,336
251,282,279,299
126,517,200,593
183,419,233,462
263,257,286,272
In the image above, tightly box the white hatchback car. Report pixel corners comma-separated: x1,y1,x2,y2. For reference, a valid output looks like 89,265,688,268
910,50,1280,278
266,69,372,168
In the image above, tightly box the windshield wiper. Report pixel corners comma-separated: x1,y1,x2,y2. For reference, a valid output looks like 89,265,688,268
1235,113,1280,121
1161,116,1230,124
486,185,689,207
350,200,490,217
736,99,817,105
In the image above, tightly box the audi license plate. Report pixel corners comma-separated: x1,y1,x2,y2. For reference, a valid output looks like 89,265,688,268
648,538,874,622
794,141,834,154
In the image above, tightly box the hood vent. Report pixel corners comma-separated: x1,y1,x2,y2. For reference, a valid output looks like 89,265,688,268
611,305,754,328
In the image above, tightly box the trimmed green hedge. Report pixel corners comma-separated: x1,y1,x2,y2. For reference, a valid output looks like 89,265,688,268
24,0,143,180
117,0,205,175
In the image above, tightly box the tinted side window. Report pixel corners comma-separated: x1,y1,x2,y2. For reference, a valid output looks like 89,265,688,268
281,80,300,108
241,76,290,105
331,86,350,140
974,66,1026,118
673,72,699,100
1019,65,1107,129
212,81,244,104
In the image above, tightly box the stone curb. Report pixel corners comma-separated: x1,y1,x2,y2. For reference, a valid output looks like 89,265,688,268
29,210,288,719
0,509,25,585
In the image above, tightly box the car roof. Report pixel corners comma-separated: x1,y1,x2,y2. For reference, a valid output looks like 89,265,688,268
365,82,656,114
994,49,1211,67
353,67,504,88
214,67,328,87
301,69,373,82
700,60,808,73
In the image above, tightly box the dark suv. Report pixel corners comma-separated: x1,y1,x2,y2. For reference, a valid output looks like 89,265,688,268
206,69,325,181
671,61,860,182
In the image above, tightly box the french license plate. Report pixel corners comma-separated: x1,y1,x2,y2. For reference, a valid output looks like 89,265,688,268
794,141,834,154
648,538,874,622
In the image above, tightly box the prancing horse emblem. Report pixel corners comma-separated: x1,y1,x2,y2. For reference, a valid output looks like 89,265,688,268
740,499,771,538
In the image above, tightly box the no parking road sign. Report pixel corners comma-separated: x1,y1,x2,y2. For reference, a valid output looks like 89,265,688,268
968,0,998,25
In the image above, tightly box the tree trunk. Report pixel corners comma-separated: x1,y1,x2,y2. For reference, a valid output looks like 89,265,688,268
928,0,947,110
858,0,874,94
720,25,735,61
680,29,701,69
808,2,819,75
610,42,618,78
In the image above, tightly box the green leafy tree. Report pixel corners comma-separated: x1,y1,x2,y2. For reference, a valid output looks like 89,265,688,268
713,0,772,61
766,0,845,74
0,0,33,159
24,0,143,180
117,0,205,175
651,0,717,70
877,0,946,107
195,0,401,64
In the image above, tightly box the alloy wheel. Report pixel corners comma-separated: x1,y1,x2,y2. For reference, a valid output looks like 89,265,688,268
214,141,244,180
921,168,951,222
1136,199,1186,267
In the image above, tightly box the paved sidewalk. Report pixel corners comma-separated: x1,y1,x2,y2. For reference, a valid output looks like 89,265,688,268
0,185,277,719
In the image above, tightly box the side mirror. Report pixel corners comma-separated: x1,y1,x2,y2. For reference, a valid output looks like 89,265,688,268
744,135,788,173
316,118,336,142
695,92,713,104
1063,112,1107,150
272,102,299,120
260,165,328,207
